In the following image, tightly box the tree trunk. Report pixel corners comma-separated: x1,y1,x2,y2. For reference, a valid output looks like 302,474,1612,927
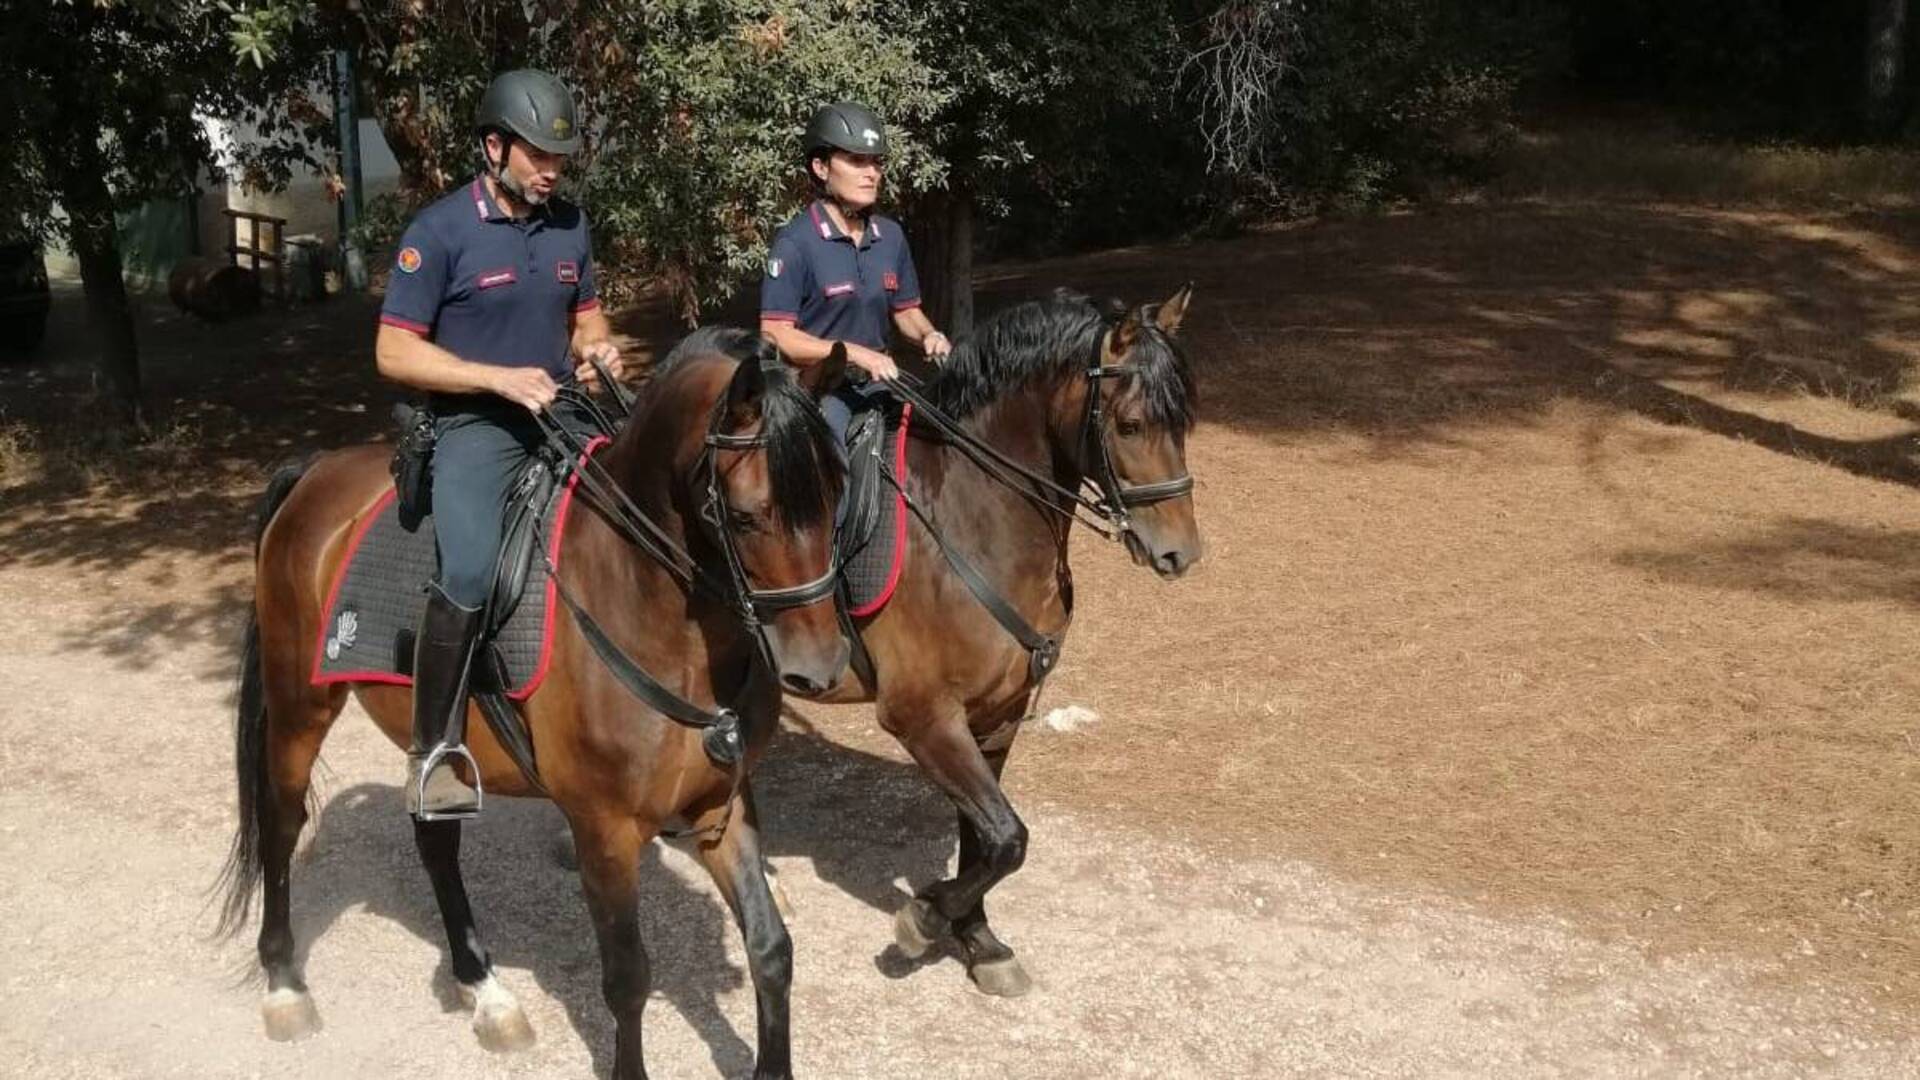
909,185,976,339
1866,0,1909,136
42,60,144,429
65,191,144,430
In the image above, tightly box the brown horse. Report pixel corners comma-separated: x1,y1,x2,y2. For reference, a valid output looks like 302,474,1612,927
799,286,1204,995
217,332,847,1080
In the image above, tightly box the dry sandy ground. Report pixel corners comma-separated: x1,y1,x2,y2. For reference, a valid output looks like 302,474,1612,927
2,500,1919,1078
12,200,1920,1075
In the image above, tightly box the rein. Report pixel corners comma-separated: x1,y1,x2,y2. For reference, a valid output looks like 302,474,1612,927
518,357,839,838
865,336,1195,748
884,341,1194,544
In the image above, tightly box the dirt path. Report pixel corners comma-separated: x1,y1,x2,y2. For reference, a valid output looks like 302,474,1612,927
12,200,1920,1074
2,561,1917,1078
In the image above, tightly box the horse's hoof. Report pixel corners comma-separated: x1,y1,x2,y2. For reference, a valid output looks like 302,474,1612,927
460,976,537,1053
261,987,322,1041
892,897,944,959
968,955,1033,998
552,825,578,871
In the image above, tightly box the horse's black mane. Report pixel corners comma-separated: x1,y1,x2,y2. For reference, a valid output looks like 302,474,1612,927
656,326,841,529
926,290,1196,431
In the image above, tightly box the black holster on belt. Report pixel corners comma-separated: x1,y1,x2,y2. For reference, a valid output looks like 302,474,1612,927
390,401,436,531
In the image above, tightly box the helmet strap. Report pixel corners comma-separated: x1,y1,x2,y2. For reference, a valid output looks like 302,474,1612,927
483,131,537,214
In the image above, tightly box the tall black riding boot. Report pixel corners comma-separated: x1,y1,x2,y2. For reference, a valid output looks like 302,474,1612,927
405,583,486,820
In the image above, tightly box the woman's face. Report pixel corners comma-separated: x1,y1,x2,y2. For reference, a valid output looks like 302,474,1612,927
813,150,883,210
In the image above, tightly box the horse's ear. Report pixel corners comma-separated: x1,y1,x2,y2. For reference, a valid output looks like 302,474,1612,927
1104,306,1144,366
727,345,768,425
809,341,848,400
1153,282,1193,336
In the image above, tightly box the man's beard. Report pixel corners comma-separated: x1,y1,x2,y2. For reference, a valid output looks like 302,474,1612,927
500,170,549,206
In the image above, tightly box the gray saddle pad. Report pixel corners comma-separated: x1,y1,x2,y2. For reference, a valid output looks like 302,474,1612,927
310,452,597,699
840,403,910,616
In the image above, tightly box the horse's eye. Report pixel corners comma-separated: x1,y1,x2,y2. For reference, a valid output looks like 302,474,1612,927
728,508,759,532
1116,418,1144,437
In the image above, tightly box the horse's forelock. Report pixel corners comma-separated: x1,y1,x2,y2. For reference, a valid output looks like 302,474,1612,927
750,365,842,530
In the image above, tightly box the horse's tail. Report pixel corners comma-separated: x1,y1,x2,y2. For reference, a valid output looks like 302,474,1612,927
213,458,311,939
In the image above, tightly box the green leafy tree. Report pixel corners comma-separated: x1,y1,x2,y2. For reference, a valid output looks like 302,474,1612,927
568,1,946,320
0,0,327,426
878,0,1184,333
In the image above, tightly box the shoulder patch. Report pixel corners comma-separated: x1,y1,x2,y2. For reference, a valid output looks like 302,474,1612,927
396,246,422,274
767,257,783,279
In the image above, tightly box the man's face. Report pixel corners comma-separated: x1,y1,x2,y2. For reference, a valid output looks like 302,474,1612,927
487,133,566,205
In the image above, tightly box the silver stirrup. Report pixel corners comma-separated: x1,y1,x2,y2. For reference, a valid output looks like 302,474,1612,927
412,742,483,821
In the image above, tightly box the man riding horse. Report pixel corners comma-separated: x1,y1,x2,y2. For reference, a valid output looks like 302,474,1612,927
374,69,626,820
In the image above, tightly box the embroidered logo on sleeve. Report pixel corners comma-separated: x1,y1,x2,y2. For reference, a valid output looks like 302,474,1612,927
556,261,580,284
396,247,422,274
767,258,783,279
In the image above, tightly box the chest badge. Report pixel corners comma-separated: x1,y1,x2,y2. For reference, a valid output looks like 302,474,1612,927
556,260,580,284
824,281,856,299
883,271,899,291
477,267,518,289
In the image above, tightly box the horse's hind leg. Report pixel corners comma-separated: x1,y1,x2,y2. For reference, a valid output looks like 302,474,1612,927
890,708,1033,997
691,785,793,1080
256,685,344,1040
413,819,536,1051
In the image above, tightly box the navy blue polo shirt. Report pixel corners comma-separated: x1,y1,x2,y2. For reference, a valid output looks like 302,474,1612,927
380,177,599,382
760,200,921,351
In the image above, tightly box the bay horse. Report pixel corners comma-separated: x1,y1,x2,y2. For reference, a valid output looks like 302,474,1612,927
800,286,1203,995
216,334,847,1080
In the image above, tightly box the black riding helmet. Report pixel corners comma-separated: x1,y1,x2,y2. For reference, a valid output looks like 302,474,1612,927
474,69,582,155
803,101,888,161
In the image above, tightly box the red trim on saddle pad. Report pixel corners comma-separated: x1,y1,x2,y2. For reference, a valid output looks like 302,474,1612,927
309,436,613,700
848,404,911,618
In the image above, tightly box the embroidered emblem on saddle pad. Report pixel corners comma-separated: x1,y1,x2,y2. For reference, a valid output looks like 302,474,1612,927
311,440,607,699
840,403,911,616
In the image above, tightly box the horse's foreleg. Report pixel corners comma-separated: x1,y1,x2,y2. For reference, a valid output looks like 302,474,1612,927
691,784,793,1080
892,714,1033,997
413,819,535,1052
948,744,1030,996
571,812,655,1080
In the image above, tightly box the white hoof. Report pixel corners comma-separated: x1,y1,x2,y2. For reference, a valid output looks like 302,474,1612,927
261,987,322,1042
969,955,1034,998
460,975,536,1053
893,898,942,960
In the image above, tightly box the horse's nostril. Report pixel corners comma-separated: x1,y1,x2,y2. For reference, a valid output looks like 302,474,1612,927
781,672,825,695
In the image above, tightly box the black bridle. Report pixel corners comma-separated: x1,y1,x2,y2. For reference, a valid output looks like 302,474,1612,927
1079,358,1196,536
530,360,838,768
697,385,841,676
887,332,1195,545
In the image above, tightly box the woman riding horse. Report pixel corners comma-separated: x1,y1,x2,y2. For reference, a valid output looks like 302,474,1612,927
759,101,952,447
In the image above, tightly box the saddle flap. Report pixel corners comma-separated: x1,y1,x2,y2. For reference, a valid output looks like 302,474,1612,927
487,456,563,630
838,407,887,560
